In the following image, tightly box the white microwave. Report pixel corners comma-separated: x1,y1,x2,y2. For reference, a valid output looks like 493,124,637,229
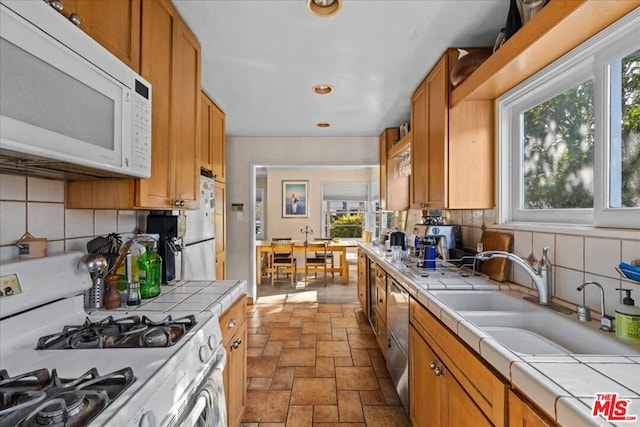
0,1,151,179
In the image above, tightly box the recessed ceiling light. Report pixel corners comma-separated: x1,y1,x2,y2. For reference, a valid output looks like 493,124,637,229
312,84,333,95
307,0,342,17
316,122,331,128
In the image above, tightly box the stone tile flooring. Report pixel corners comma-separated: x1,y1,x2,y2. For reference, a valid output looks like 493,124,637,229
242,300,411,426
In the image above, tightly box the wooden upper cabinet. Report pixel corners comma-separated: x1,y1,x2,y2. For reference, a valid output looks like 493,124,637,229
66,0,201,210
379,128,399,210
201,93,226,183
410,78,428,206
201,93,214,173
410,50,493,210
57,0,141,72
170,16,201,208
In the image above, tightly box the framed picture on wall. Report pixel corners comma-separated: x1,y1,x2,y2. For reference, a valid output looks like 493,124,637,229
282,180,308,218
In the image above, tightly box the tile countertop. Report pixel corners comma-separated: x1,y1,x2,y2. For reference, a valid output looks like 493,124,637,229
359,243,640,427
95,280,247,317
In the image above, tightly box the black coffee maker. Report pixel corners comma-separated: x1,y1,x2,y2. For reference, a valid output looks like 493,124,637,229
146,214,183,284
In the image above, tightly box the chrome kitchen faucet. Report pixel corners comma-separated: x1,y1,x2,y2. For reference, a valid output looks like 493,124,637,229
475,247,553,305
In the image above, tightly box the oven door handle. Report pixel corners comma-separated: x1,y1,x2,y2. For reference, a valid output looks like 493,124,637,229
175,347,227,427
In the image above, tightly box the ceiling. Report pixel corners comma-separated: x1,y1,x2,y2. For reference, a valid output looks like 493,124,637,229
173,0,509,138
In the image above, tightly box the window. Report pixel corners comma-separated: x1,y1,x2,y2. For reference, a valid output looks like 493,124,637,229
498,10,640,228
323,201,365,238
321,182,369,238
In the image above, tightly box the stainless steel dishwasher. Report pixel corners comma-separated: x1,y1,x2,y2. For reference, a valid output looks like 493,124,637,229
386,277,409,414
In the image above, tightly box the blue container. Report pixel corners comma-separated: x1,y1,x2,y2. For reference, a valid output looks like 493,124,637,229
424,245,436,269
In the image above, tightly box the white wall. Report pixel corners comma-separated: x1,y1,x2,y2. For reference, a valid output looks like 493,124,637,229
264,167,374,241
226,136,378,299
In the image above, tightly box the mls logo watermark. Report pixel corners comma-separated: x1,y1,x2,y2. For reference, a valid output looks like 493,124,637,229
592,393,638,422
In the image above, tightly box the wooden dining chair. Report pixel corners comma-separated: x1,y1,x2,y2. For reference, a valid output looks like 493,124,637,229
270,242,297,287
313,238,335,277
271,237,293,278
304,241,328,286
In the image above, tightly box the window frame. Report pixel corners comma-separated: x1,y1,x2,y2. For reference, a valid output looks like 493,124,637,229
498,9,640,229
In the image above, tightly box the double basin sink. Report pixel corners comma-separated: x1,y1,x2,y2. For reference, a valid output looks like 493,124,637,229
428,290,640,355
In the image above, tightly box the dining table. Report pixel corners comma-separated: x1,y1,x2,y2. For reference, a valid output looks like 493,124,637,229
256,239,359,285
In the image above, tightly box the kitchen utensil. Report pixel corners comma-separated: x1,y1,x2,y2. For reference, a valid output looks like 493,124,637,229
104,273,121,309
77,253,108,274
77,253,109,309
108,238,134,275
87,236,112,254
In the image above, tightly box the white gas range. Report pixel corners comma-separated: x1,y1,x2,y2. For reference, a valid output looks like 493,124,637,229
0,252,226,426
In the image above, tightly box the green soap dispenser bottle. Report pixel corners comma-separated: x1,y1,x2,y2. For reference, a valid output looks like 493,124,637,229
614,288,640,342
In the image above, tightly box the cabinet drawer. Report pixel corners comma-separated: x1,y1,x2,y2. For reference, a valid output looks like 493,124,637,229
410,298,507,427
220,296,247,345
375,315,387,358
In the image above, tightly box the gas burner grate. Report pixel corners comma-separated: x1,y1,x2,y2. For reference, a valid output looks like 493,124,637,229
36,314,197,350
0,367,134,426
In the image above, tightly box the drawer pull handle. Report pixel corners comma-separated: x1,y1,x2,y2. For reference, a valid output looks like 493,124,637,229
227,319,237,329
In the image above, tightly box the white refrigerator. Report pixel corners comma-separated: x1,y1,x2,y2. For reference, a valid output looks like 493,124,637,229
182,175,216,280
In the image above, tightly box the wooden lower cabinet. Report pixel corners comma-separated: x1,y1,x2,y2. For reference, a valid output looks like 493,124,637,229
357,250,367,311
508,390,557,427
219,296,247,427
409,297,507,426
409,325,492,427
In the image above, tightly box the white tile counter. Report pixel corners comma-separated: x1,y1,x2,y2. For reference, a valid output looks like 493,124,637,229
96,280,247,317
359,243,640,427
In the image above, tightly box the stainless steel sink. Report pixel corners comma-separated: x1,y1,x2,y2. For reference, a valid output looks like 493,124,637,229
427,290,640,355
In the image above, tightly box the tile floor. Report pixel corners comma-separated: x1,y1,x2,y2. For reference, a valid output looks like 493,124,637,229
243,267,411,427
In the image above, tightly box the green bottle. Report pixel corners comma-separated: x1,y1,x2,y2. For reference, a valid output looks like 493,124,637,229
138,242,162,298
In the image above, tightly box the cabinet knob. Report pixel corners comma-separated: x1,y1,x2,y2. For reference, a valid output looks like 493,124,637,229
69,13,81,26
48,0,64,12
429,361,437,370
227,318,236,329
434,366,444,376
379,298,384,303
173,200,186,207
231,338,242,349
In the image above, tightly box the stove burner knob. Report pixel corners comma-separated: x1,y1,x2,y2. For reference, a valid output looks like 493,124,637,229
139,411,157,427
208,335,217,350
199,345,210,362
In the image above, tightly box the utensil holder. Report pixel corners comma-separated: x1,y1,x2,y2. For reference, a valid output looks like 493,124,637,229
84,276,105,309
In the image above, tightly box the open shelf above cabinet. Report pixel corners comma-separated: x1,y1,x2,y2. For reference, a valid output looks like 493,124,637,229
388,131,411,159
449,0,638,107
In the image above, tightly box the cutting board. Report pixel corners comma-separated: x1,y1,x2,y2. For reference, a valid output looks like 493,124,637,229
480,231,513,282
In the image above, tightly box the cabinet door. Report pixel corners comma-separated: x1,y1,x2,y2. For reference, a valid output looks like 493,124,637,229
379,131,388,210
409,325,441,427
138,0,176,208
443,369,493,427
411,79,428,206
357,251,367,311
508,390,556,427
63,0,140,71
426,55,448,208
201,92,215,172
215,181,226,279
224,321,247,427
212,103,226,183
172,20,201,209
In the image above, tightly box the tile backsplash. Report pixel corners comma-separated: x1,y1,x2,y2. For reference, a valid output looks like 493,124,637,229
446,208,640,317
0,174,147,264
